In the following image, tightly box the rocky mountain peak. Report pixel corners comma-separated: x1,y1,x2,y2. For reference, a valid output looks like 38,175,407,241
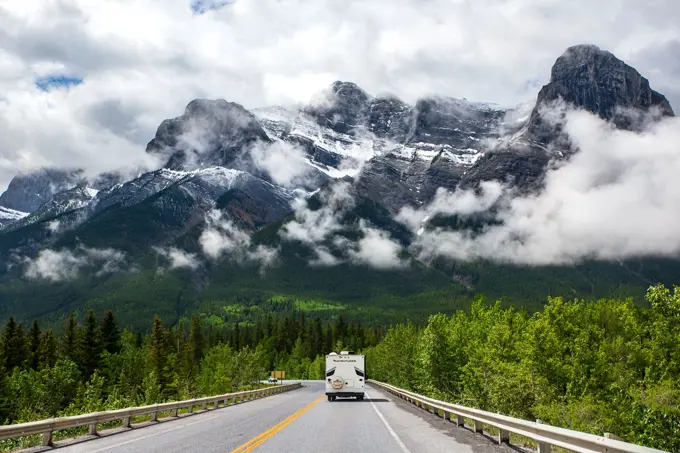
0,168,84,213
304,81,373,136
145,98,270,170
528,44,674,144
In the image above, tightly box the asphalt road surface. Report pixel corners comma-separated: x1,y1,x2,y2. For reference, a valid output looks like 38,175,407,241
20,381,518,453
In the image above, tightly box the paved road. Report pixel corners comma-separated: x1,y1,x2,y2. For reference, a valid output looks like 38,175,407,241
21,381,517,453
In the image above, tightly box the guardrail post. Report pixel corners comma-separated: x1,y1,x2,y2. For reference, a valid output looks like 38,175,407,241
171,408,178,417
123,416,131,428
42,431,53,447
88,422,97,436
474,420,483,433
498,429,509,444
456,414,464,427
538,442,551,453
444,411,451,421
150,411,158,422
188,404,194,413
202,402,207,410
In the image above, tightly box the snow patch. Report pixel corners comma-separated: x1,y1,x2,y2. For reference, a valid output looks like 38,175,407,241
0,206,29,220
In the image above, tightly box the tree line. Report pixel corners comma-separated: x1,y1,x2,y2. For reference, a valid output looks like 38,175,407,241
0,308,383,429
364,284,680,452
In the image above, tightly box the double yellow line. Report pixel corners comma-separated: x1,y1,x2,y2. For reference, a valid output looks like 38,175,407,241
229,394,325,453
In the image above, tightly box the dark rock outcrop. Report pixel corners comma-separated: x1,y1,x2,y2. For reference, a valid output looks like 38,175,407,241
146,99,271,170
528,44,675,146
460,44,675,192
304,81,372,136
0,168,84,213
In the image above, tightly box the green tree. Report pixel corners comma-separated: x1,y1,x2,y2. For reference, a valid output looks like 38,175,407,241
100,310,121,355
82,309,102,377
2,317,27,371
61,313,79,361
190,316,205,364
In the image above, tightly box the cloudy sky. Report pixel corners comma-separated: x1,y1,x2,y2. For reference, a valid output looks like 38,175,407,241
1,0,679,191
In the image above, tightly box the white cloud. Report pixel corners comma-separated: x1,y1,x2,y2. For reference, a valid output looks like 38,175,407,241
281,182,405,268
280,182,353,265
153,246,200,270
250,140,311,186
24,246,126,281
403,108,680,265
1,0,678,191
349,221,406,269
397,181,504,232
198,209,278,267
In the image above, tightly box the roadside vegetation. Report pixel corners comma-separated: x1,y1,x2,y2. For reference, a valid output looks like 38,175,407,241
364,284,680,452
0,285,677,451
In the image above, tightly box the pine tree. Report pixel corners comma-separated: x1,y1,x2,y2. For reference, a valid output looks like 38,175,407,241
40,330,58,368
324,326,333,354
100,310,121,355
333,315,347,347
82,309,101,377
149,315,167,392
189,316,204,364
311,318,323,356
62,313,78,360
1,317,26,370
29,320,41,369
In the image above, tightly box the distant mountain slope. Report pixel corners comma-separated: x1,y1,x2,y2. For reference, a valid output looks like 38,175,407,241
0,44,676,328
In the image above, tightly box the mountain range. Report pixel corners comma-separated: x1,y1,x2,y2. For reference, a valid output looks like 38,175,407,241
0,44,676,329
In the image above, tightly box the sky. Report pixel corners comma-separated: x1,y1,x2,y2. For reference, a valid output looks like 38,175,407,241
0,0,679,192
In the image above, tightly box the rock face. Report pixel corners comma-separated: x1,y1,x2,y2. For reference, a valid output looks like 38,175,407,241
0,169,83,213
146,99,271,171
528,44,675,145
304,81,373,136
459,44,676,192
0,44,674,268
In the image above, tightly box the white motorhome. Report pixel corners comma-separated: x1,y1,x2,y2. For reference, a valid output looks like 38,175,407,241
325,351,365,401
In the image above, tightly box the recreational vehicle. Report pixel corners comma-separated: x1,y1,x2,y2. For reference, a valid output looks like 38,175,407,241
325,351,365,401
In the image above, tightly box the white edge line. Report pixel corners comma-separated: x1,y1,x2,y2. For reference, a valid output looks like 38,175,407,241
365,391,411,453
90,415,219,453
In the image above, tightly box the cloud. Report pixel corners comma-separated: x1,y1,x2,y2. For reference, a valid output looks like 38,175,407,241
281,182,406,268
397,181,504,232
199,209,278,267
23,246,126,281
402,108,680,265
281,182,353,252
250,140,312,186
349,221,406,269
1,0,678,191
153,246,200,270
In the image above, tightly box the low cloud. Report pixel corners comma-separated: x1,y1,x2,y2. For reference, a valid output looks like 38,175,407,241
250,140,312,186
401,107,680,265
153,246,201,270
199,209,278,268
281,182,406,268
349,220,406,269
24,246,126,281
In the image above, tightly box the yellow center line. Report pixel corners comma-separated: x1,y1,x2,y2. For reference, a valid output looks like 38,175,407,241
229,394,325,453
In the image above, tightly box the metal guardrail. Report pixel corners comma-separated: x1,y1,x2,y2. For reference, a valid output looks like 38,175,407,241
368,379,669,453
0,382,301,448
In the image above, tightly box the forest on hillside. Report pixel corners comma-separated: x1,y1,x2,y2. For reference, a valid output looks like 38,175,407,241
0,285,678,451
364,284,680,451
0,309,379,451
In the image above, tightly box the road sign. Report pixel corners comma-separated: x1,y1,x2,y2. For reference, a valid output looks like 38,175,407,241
271,370,286,379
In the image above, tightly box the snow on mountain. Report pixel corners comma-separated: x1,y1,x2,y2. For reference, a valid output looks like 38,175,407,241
0,206,29,229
